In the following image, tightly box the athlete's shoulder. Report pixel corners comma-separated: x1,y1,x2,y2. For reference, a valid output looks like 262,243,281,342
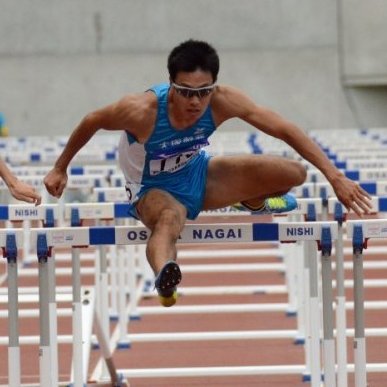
211,84,254,122
212,84,248,102
117,90,157,113
99,91,156,138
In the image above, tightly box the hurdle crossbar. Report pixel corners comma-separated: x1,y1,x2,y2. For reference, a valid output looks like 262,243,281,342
30,221,337,247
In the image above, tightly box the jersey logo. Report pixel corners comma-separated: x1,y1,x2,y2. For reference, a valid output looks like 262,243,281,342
149,150,197,176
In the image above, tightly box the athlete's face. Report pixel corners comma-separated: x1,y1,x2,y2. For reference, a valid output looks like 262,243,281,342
171,70,215,119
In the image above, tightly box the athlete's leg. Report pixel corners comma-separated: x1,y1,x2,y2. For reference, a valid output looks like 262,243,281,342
203,154,306,210
136,188,187,274
136,188,187,306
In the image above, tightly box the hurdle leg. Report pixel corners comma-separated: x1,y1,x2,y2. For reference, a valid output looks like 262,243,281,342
137,244,153,295
38,256,53,386
109,244,119,318
283,243,298,315
306,240,322,386
7,258,21,386
97,244,111,380
105,218,119,320
117,247,130,347
71,248,85,386
22,219,32,265
48,251,59,386
57,195,65,226
301,241,310,379
353,245,367,386
321,237,336,386
321,201,328,222
94,247,101,318
276,214,297,315
93,308,120,385
81,287,96,381
335,223,348,387
127,245,140,320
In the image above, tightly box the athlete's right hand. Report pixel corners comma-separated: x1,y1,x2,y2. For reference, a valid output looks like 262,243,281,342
44,167,68,198
8,179,42,205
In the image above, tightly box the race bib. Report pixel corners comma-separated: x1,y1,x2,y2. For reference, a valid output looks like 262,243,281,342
149,150,197,176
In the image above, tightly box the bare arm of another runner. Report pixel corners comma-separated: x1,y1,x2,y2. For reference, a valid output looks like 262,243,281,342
0,158,41,205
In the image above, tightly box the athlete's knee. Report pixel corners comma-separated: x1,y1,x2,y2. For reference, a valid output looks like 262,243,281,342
288,160,307,186
154,208,184,236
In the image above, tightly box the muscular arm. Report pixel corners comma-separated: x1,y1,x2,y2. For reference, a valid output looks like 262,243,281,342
246,107,341,183
45,92,156,197
212,85,372,215
53,111,103,171
54,93,154,171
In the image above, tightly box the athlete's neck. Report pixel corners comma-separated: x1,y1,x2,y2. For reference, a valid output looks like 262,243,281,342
169,102,206,130
168,106,193,130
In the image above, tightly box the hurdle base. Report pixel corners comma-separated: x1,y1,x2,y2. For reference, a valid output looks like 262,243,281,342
85,373,130,387
302,372,311,382
294,337,305,345
302,372,323,383
85,382,130,387
117,341,131,349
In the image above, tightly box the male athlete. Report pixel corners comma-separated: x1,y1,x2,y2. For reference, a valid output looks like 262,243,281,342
44,39,371,307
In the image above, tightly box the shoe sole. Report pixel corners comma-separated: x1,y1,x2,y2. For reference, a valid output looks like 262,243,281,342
155,261,182,296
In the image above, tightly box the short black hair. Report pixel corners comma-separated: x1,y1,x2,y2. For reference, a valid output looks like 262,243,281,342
167,39,219,83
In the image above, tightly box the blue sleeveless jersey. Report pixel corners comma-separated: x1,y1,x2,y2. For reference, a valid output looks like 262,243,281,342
118,83,217,217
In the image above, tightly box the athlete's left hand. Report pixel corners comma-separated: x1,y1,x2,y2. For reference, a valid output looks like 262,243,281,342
330,174,373,217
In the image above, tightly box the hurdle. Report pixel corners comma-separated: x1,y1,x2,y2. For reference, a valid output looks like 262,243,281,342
346,219,387,387
0,203,117,386
3,134,119,167
87,191,387,334
0,203,58,266
31,230,123,387
0,173,109,223
63,201,138,341
93,186,128,203
101,217,366,385
0,204,61,387
1,229,24,387
89,189,387,289
20,172,384,384
30,221,338,386
89,190,290,309
59,174,109,202
3,131,387,384
86,195,322,334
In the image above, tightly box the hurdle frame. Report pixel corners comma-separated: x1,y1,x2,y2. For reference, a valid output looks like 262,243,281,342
1,229,24,387
29,220,338,386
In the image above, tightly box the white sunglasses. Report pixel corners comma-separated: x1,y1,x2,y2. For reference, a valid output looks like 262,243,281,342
172,83,216,99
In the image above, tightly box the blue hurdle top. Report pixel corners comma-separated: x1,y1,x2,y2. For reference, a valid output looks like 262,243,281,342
30,222,338,251
0,204,58,226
